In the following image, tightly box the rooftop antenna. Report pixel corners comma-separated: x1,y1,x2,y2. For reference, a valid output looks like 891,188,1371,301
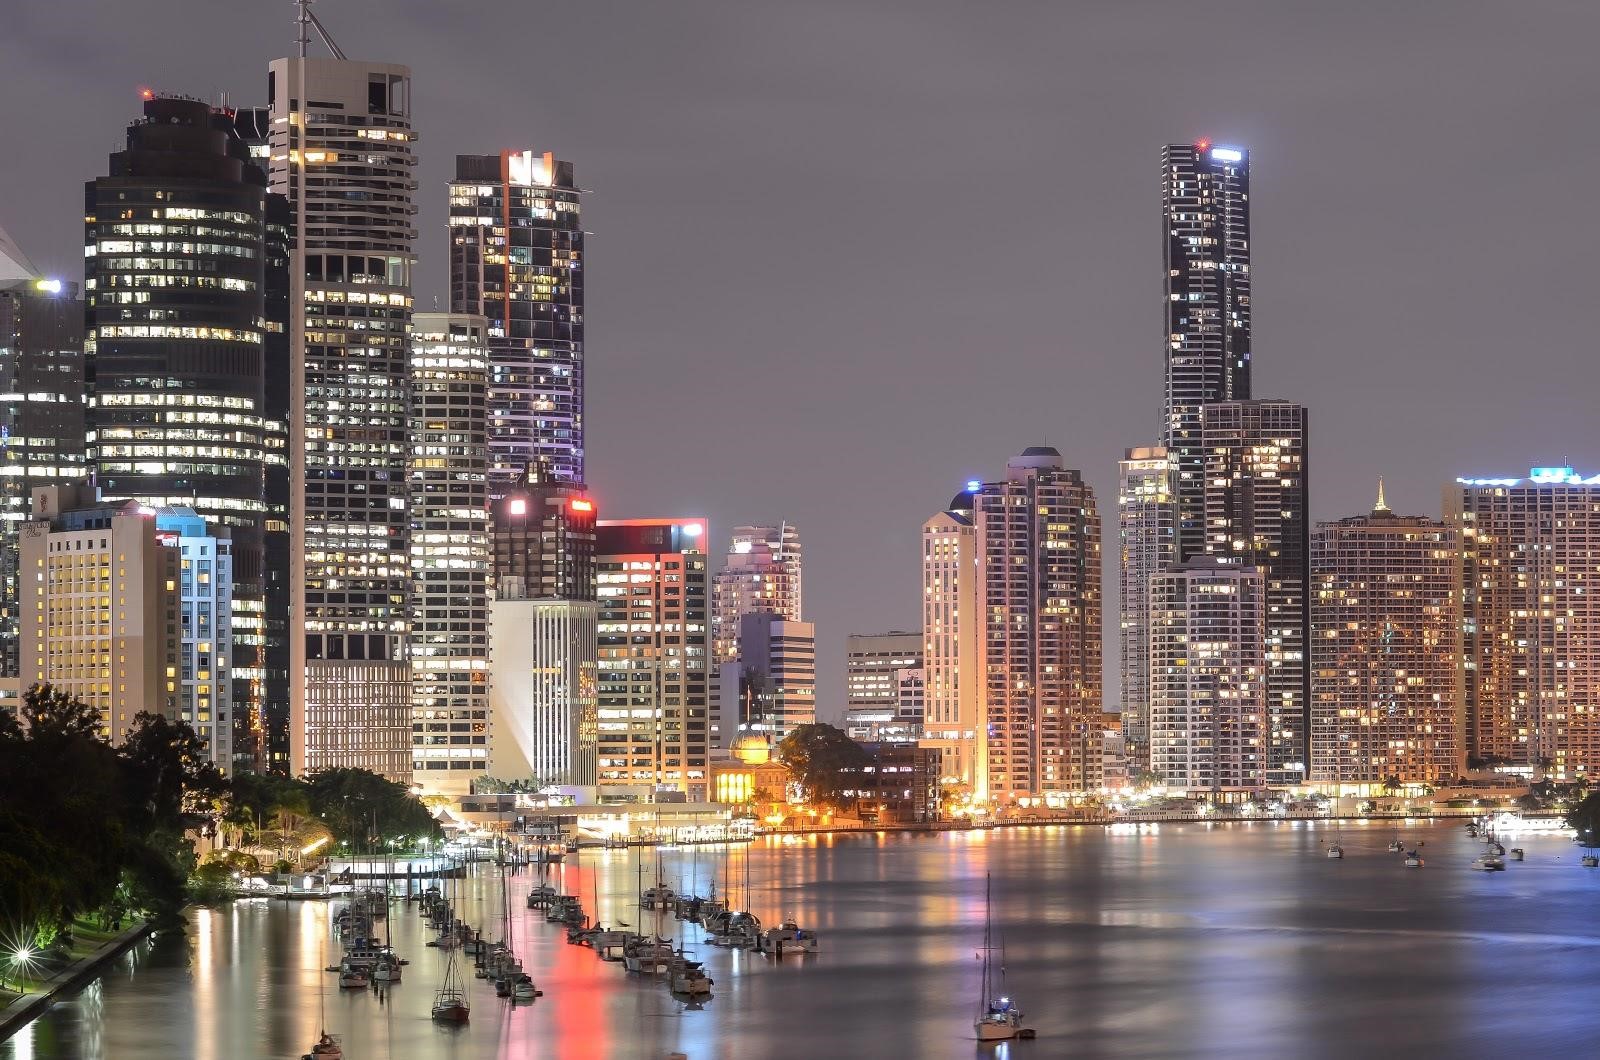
1373,476,1390,513
295,0,347,60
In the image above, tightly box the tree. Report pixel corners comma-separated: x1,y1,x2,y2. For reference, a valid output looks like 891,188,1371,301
1382,775,1402,798
20,683,106,743
776,724,871,812
306,768,439,848
1565,792,1600,848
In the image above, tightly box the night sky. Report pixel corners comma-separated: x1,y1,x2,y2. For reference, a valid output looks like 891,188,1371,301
5,2,1598,715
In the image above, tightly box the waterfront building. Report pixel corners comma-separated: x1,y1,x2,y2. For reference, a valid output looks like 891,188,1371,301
1117,445,1173,770
844,630,923,741
919,496,983,796
1162,140,1251,564
1310,487,1460,787
711,523,802,665
487,479,598,788
19,484,179,743
973,447,1103,799
448,151,584,493
838,743,944,824
1449,468,1600,778
408,313,490,794
596,519,711,799
722,612,817,745
0,234,84,681
154,507,234,771
84,95,283,770
1148,557,1266,794
1201,400,1309,786
265,36,418,780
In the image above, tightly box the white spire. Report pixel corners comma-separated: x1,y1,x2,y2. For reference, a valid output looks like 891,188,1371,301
0,220,40,284
1374,476,1390,513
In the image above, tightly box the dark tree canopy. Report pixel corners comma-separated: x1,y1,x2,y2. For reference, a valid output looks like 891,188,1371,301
777,723,871,812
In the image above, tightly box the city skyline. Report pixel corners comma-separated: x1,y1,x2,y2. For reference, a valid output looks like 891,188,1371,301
3,3,1599,716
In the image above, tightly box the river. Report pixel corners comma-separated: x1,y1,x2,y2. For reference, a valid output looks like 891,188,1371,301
5,820,1598,1059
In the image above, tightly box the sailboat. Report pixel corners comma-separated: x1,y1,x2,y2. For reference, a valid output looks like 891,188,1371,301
305,941,343,1060
974,873,1025,1042
432,945,471,1023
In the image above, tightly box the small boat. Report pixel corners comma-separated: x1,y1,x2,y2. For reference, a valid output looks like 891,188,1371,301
624,936,676,975
373,951,402,983
303,1032,342,1060
1488,841,1505,856
511,973,542,1002
1472,854,1506,872
1388,838,1404,853
974,873,1025,1042
640,885,677,910
667,954,714,996
758,918,819,956
706,910,762,949
1583,855,1599,869
1510,848,1525,861
1404,851,1424,868
1326,845,1344,860
432,949,471,1024
337,965,369,990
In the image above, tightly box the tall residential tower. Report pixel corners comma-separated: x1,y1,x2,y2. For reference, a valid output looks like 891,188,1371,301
1310,488,1460,787
974,448,1102,799
1162,141,1251,563
267,39,419,779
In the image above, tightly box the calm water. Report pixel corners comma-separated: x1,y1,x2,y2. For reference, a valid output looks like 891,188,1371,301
6,820,1600,1059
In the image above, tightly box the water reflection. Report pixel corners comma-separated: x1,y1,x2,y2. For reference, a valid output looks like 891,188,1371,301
5,823,1600,1058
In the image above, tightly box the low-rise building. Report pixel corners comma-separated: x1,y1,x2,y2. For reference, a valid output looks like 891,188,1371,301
19,484,179,742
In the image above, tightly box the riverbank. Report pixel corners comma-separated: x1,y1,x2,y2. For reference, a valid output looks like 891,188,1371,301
750,806,1552,839
0,920,155,1043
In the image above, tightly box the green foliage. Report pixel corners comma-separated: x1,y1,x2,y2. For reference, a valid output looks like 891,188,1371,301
776,723,872,812
1564,792,1600,846
305,767,439,848
0,684,220,940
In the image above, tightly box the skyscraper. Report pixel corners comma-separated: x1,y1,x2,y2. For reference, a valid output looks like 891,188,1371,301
974,448,1102,799
1162,141,1251,564
408,313,490,794
596,519,712,799
1310,488,1460,786
266,39,418,780
1201,400,1309,785
83,95,283,770
1449,468,1600,778
920,495,982,797
488,481,598,788
722,612,817,744
1148,557,1265,793
711,524,802,665
0,233,84,680
449,151,584,493
1117,445,1173,769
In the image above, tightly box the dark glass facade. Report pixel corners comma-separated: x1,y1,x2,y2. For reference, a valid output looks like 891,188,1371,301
1162,142,1251,563
450,152,584,494
0,276,85,678
490,478,596,602
84,96,283,769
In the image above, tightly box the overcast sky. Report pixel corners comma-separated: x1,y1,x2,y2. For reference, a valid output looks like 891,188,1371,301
5,1,1598,717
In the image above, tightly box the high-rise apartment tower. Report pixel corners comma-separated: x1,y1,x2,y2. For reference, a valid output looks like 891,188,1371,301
266,33,418,779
